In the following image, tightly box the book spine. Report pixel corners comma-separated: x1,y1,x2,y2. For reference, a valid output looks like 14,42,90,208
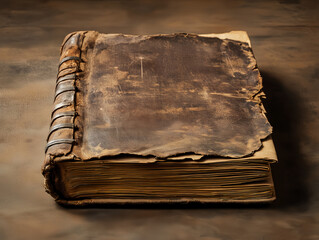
42,31,100,201
42,32,87,200
45,32,86,157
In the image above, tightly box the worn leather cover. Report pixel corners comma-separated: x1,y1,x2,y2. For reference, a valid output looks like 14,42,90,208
42,31,277,205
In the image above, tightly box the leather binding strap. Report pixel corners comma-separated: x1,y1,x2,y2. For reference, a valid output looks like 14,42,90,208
56,73,77,85
51,101,73,117
45,139,75,153
58,65,79,74
54,85,76,100
47,123,75,141
50,111,76,126
58,56,81,68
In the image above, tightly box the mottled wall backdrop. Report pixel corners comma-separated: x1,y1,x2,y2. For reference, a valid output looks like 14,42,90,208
0,0,318,239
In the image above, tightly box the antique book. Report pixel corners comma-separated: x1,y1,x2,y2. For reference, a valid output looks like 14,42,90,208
42,31,277,206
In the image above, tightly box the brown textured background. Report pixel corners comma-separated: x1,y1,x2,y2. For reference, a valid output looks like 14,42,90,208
0,0,318,239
